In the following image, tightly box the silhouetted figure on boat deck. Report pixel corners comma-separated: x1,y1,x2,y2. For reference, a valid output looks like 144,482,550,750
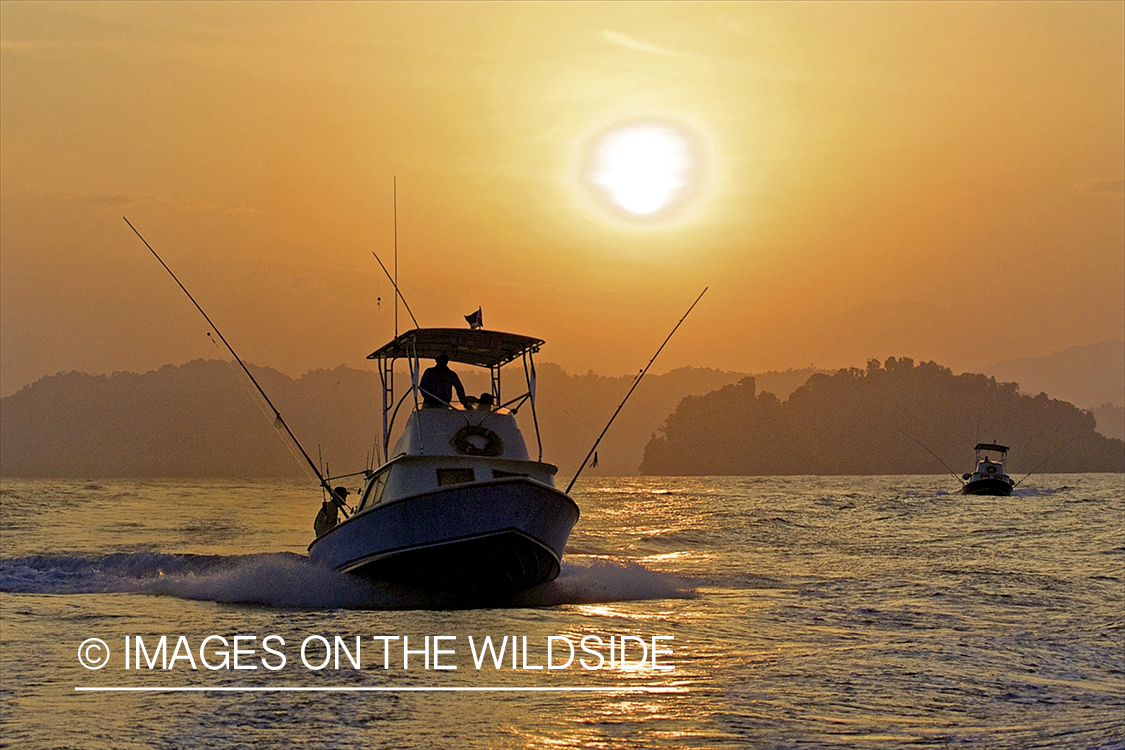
420,354,467,408
314,486,348,537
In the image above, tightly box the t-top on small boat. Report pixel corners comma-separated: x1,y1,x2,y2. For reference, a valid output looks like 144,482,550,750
961,442,1015,496
307,327,579,597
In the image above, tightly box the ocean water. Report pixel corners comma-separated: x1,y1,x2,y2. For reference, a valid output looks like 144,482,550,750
1,475,1122,749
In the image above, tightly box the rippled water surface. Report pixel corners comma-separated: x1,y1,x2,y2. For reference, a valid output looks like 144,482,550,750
1,475,1122,749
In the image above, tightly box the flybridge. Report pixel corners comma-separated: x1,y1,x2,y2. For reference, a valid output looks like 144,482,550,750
367,328,543,369
366,327,546,465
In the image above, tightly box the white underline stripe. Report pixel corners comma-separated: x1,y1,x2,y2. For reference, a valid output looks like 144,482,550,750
76,686,680,693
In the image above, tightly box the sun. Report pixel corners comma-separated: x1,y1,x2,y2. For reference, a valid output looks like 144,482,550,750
583,119,699,219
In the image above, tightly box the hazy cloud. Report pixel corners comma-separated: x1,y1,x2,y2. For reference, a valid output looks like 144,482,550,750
600,30,704,62
84,194,133,207
0,38,51,53
1085,179,1125,193
58,191,258,216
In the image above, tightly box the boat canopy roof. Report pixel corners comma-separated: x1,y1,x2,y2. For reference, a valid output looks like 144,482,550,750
367,328,543,368
974,442,1009,453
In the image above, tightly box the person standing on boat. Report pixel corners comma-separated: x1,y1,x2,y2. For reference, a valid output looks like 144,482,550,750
314,486,348,537
420,354,468,408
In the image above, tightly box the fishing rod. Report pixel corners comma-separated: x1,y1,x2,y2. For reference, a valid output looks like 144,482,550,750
1013,444,1066,488
565,287,708,494
123,217,333,496
394,176,399,336
897,429,964,485
371,251,420,330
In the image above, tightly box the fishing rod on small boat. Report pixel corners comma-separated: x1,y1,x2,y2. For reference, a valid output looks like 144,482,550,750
565,287,708,494
1013,443,1066,488
371,251,420,329
896,429,965,486
123,217,334,499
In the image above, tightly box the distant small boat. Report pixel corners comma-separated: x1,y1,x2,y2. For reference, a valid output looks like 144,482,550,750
307,327,579,599
961,443,1015,496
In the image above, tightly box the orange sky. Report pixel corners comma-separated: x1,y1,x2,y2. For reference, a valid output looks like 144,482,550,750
2,1,1122,397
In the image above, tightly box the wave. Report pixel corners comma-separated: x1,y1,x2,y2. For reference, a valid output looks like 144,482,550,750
1012,485,1072,496
0,552,695,611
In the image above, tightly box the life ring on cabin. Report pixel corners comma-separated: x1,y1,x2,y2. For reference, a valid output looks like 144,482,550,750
986,464,997,474
452,425,504,457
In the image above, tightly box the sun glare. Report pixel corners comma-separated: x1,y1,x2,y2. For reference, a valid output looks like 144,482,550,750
584,120,699,219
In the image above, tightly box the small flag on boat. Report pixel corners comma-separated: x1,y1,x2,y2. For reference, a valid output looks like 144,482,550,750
591,451,598,469
465,307,483,329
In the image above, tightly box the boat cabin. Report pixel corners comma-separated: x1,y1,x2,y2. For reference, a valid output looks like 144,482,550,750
968,442,1008,478
307,325,578,594
350,327,558,515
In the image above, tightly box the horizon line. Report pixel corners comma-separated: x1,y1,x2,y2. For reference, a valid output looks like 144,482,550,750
76,685,682,693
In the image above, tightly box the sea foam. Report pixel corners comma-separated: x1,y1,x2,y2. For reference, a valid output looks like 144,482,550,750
0,551,696,610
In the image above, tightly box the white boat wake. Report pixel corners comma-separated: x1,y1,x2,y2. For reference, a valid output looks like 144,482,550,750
0,552,696,610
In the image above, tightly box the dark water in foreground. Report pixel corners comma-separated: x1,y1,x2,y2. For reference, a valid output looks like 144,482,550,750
1,475,1122,749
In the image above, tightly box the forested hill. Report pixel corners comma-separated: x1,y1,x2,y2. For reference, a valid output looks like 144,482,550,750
0,359,755,478
0,360,362,479
640,357,1125,476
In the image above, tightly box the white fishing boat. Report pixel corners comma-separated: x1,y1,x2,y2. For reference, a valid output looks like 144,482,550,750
124,219,587,599
307,327,579,597
960,442,1015,496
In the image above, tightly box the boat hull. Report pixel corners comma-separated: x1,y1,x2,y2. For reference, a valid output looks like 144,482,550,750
961,477,1014,496
308,478,579,596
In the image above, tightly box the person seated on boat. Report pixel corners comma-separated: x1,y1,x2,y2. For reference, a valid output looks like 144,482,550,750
463,391,494,411
420,354,468,408
314,486,348,537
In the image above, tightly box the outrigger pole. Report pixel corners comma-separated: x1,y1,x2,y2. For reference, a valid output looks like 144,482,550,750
1014,444,1066,488
897,429,965,486
124,217,333,496
565,287,708,494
